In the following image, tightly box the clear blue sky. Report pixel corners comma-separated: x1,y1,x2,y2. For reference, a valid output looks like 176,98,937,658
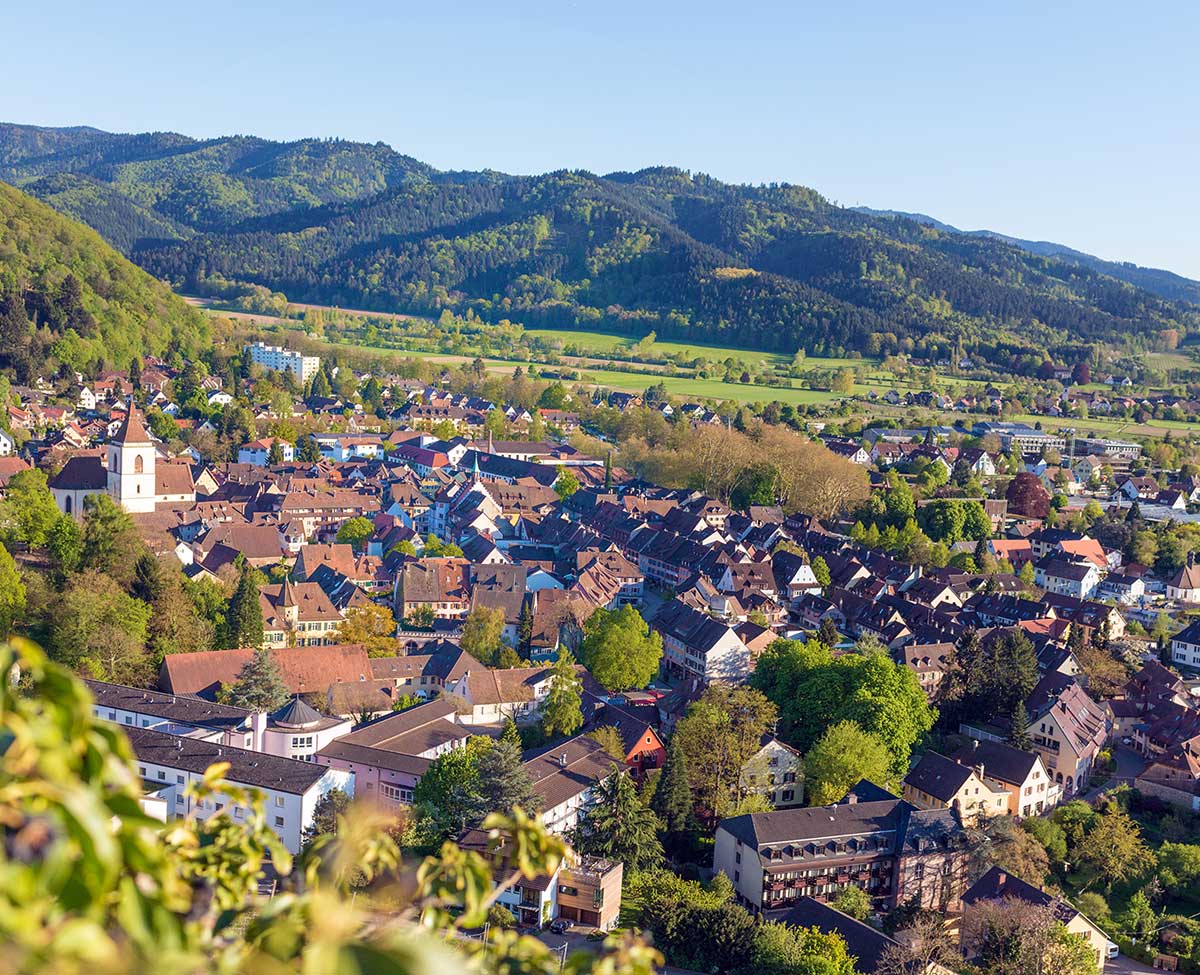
5,1,1198,277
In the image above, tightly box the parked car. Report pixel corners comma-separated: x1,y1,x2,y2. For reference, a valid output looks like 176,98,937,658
549,919,572,934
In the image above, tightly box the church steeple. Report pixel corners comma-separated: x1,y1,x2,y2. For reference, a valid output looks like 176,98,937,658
107,397,156,513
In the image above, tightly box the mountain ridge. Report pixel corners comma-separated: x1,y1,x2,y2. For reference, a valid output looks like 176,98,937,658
852,206,1200,305
2,123,1196,361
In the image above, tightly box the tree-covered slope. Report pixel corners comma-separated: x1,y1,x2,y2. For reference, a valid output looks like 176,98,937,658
3,123,1197,358
854,205,1200,305
0,180,210,379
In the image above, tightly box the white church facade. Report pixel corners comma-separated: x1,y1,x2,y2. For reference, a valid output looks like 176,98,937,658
49,403,196,518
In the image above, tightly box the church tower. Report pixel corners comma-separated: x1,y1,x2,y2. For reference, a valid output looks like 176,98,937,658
107,401,157,513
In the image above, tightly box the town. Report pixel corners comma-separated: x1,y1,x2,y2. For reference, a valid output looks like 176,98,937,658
3,333,1200,975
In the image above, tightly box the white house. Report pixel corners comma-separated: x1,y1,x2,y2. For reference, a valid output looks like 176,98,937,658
1169,619,1200,670
0,429,14,457
1167,561,1200,603
1033,556,1101,600
246,341,321,383
523,735,618,835
238,437,295,466
125,726,351,854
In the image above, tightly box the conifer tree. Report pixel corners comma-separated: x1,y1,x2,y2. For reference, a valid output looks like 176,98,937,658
501,717,523,751
478,739,541,817
224,558,264,649
651,733,694,836
517,602,534,656
1008,698,1032,751
541,648,583,738
227,646,289,712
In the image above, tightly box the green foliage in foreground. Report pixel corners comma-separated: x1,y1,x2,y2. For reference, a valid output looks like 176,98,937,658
0,637,659,974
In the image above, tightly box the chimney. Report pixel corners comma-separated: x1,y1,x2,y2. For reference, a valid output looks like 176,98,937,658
559,753,568,767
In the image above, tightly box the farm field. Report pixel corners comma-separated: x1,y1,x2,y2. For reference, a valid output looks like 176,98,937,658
523,327,861,370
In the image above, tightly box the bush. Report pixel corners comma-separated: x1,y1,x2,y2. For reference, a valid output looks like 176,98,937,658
487,904,516,929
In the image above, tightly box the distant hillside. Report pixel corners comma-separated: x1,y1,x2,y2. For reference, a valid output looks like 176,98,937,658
853,206,1200,305
3,123,1197,360
0,180,209,379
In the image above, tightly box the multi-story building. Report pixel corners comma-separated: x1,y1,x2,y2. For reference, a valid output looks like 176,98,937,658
86,678,353,761
950,739,1061,818
713,792,968,913
902,752,1009,826
654,599,752,685
125,726,350,853
246,341,320,383
523,735,618,835
315,699,471,807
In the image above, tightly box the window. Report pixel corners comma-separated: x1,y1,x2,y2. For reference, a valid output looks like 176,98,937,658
275,796,285,807
176,774,184,784
275,816,284,828
134,454,144,474
124,716,133,725
157,770,166,781
138,765,146,776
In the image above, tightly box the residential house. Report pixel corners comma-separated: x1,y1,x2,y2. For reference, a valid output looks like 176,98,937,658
950,739,1060,818
126,726,350,854
740,736,804,808
523,734,619,834
902,752,1008,826
962,867,1109,973
315,699,471,807
654,599,753,684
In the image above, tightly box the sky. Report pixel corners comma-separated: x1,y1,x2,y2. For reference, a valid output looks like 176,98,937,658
5,1,1199,277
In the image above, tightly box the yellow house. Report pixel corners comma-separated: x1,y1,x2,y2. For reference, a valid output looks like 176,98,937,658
962,867,1108,972
902,752,1008,826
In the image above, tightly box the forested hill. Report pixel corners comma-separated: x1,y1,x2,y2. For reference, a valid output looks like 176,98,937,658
853,206,1200,306
0,181,210,379
2,123,1196,359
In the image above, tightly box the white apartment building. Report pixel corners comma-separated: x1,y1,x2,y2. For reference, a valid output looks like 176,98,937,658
125,726,351,853
246,342,321,383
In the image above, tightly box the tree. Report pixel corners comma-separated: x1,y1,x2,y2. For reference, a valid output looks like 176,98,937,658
223,559,265,650
1157,842,1200,888
541,648,583,739
578,605,663,692
967,815,1051,885
336,603,398,656
47,514,82,578
412,736,492,837
575,766,663,871
0,541,25,637
831,884,870,920
817,617,840,645
267,439,285,465
651,733,694,837
49,570,152,684
407,603,436,629
674,685,778,821
1008,699,1032,750
295,434,321,462
301,788,352,848
80,493,143,586
1076,801,1156,891
335,516,374,552
811,556,831,588
478,739,541,818
751,638,934,774
554,466,579,500
587,725,626,761
876,912,962,975
805,721,893,805
516,601,533,655
460,604,507,666
730,462,779,510
963,898,1099,975
227,646,289,712
0,468,61,548
0,636,658,974
1006,472,1052,519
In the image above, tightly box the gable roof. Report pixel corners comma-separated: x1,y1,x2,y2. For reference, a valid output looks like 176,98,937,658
158,644,372,699
903,751,975,802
